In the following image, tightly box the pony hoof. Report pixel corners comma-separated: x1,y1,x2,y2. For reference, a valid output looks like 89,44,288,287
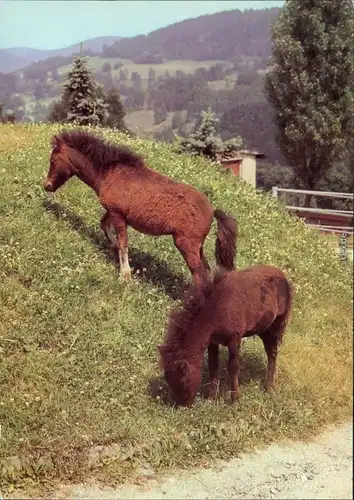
230,391,240,404
121,270,132,282
203,382,218,399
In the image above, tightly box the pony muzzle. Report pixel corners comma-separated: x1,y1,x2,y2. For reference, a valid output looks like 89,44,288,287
43,179,54,192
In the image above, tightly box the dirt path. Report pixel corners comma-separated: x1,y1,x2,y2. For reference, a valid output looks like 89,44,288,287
53,421,352,500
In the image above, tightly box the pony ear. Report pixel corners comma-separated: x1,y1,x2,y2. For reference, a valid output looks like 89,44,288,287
51,135,62,152
157,344,167,354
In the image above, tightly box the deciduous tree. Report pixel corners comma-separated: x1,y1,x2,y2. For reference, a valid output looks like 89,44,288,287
105,88,126,130
265,0,354,203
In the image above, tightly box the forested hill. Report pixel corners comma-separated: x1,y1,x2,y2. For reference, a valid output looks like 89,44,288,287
0,37,122,74
102,8,280,61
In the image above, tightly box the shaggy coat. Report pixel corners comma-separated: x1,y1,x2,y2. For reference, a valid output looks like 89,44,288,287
43,129,237,283
158,265,293,406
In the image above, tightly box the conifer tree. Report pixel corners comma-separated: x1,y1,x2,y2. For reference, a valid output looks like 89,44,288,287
64,54,107,126
178,109,222,160
177,108,242,161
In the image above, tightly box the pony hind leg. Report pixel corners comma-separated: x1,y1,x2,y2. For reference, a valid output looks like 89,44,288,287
100,211,116,248
228,338,241,404
110,212,131,281
259,315,287,392
200,247,211,276
173,234,205,285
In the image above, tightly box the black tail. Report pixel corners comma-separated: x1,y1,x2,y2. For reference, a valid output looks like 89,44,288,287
214,209,237,271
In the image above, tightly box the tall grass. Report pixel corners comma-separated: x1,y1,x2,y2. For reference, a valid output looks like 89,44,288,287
0,123,352,493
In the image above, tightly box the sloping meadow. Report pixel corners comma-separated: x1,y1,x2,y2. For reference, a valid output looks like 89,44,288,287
0,124,352,491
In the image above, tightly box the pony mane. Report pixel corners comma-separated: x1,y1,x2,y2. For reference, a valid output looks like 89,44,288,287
161,269,228,366
53,129,145,170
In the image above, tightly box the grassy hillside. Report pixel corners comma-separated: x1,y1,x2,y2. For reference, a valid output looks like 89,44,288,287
0,123,352,493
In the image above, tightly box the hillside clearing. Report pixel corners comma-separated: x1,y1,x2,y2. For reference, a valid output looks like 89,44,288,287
125,110,160,135
57,57,132,74
0,124,352,494
57,58,231,79
124,110,191,138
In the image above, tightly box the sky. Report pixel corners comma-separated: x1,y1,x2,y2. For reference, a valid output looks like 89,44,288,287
0,0,284,50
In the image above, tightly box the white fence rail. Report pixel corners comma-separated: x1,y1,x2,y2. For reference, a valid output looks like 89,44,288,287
271,187,353,236
272,187,353,200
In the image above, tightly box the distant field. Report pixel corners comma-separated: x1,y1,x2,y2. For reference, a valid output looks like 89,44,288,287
57,56,232,80
58,57,132,74
125,109,194,138
125,110,156,136
125,110,175,138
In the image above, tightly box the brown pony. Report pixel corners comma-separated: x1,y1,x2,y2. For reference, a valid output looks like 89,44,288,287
43,129,237,283
158,265,293,406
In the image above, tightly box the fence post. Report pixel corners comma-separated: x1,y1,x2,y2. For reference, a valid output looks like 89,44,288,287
272,186,278,199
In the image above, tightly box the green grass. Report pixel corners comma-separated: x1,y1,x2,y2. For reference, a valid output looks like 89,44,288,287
323,232,353,249
0,123,352,494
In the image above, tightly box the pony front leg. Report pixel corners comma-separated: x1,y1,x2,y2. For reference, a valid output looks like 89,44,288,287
206,343,219,398
110,213,131,281
228,339,241,404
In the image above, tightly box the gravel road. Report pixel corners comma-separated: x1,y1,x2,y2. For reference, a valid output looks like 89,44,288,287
54,421,352,500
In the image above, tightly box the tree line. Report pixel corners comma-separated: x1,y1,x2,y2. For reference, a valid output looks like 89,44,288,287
264,0,353,207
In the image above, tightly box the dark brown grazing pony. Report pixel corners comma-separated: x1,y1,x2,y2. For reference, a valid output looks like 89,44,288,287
158,265,293,406
43,129,237,283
